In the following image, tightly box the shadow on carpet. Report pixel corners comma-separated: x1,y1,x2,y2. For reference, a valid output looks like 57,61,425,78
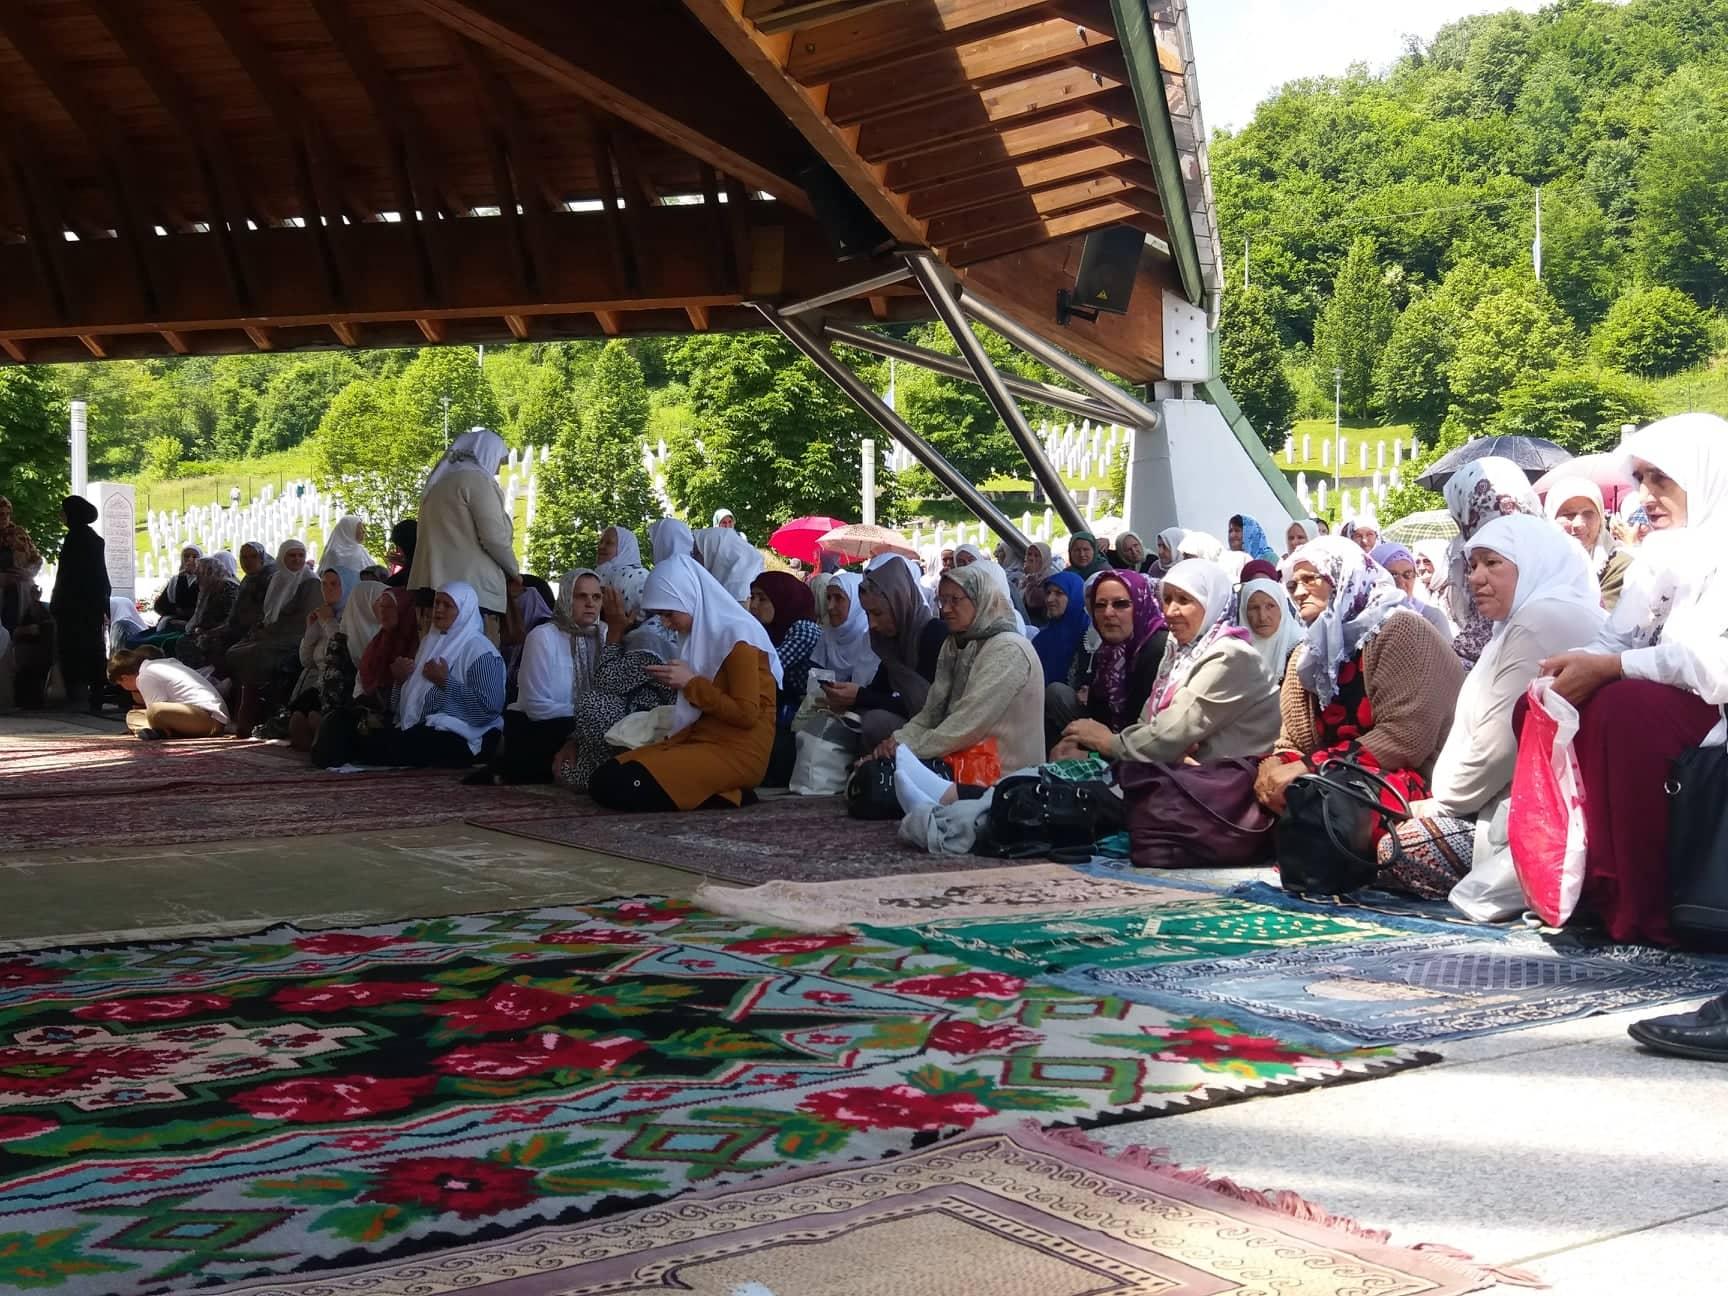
469,793,1041,884
0,898,1438,1295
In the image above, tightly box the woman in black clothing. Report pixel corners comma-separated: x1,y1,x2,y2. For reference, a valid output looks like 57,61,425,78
384,519,417,588
820,558,947,750
50,495,111,712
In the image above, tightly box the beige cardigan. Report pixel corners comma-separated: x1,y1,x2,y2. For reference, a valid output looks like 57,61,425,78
1110,636,1281,764
895,631,1045,772
408,468,520,614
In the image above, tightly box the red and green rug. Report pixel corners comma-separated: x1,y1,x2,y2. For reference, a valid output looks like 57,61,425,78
0,900,1435,1293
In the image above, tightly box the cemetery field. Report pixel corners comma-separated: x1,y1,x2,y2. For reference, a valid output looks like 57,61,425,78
1282,419,1419,475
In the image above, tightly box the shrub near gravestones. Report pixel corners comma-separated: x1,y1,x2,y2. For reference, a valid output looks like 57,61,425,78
1591,286,1714,377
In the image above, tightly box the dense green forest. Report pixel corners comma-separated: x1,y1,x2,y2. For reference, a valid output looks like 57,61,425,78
1216,0,1728,514
7,0,1728,550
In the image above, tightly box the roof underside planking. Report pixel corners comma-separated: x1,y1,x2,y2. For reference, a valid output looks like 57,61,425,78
0,0,1219,382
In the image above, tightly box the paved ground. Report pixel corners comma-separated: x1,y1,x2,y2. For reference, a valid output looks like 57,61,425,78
5,711,1725,1291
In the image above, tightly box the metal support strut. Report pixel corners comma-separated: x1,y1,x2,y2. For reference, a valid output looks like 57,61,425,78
904,252,1089,537
756,303,1030,555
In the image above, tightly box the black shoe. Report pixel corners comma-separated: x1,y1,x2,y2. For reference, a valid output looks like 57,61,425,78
135,728,165,742
460,768,501,787
1627,992,1728,1061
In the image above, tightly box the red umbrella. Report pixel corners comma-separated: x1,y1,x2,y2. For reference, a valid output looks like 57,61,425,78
769,515,851,565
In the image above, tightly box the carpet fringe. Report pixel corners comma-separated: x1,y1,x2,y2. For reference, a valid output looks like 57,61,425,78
1032,1124,1547,1289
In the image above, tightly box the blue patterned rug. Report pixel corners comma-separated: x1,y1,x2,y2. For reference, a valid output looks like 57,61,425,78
1051,932,1726,1050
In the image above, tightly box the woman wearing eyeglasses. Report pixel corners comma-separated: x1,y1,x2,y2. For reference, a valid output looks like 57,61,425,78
1254,536,1463,818
1043,570,1168,755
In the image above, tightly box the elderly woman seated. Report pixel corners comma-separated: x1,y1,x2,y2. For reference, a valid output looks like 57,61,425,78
1544,475,1634,611
1254,537,1464,817
1044,569,1168,752
1054,559,1281,766
865,560,1043,785
1375,514,1604,910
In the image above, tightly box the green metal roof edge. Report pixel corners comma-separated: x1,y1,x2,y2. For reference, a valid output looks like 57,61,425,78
1107,0,1205,307
1199,376,1307,516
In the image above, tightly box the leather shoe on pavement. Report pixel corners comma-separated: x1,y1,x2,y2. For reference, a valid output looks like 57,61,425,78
1627,992,1728,1061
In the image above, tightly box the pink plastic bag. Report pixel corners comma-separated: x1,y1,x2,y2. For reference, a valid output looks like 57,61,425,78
1508,678,1588,926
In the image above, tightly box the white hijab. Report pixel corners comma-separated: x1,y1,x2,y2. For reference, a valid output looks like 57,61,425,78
693,526,764,602
809,572,836,628
642,555,780,735
1596,414,1728,656
338,579,389,662
1239,576,1306,683
261,539,316,623
1543,475,1616,577
319,514,377,576
1150,559,1242,715
109,596,146,633
426,427,508,491
1156,527,1187,564
398,580,504,750
650,517,694,563
814,570,880,683
600,526,643,571
1466,515,1604,672
1177,530,1224,562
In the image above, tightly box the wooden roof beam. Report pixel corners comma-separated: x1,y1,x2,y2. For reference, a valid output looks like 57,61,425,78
244,326,275,351
503,313,530,339
822,10,1117,126
906,134,1142,219
594,309,622,335
785,0,1056,85
948,201,1136,266
451,38,551,293
0,140,69,322
681,0,925,246
330,321,361,346
160,329,190,354
417,318,448,343
685,304,711,331
748,0,905,36
409,0,814,213
78,335,108,359
884,90,1143,191
927,172,1132,245
0,338,27,363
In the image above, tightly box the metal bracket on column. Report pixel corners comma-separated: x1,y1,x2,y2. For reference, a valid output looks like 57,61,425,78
957,289,1161,430
756,303,1030,555
904,252,1089,537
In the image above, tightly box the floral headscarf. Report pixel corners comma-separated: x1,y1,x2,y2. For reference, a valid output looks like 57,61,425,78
1086,569,1164,729
1290,536,1414,707
1231,514,1278,563
1443,457,1541,664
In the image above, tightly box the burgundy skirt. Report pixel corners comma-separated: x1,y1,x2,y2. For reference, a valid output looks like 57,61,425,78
1567,679,1719,946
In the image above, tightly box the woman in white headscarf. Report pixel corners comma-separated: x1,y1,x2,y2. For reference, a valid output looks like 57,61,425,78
1238,574,1306,685
649,517,694,563
1283,518,1321,561
172,553,241,668
1441,457,1543,666
410,427,519,619
348,580,506,767
1254,536,1464,818
1543,475,1632,610
587,555,780,811
813,570,881,684
1019,541,1063,624
1176,530,1225,563
1058,559,1280,766
108,595,148,652
227,538,323,735
1151,527,1186,580
318,515,377,580
693,526,764,603
596,525,643,574
1529,414,1728,947
1375,514,1605,908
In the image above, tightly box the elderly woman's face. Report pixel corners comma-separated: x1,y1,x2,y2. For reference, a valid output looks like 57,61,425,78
1245,591,1282,640
940,549,955,571
239,545,263,576
283,547,307,573
1415,553,1435,579
375,592,398,628
1161,582,1204,647
1068,538,1094,568
1632,458,1686,529
955,548,976,567
1554,496,1603,550
1118,535,1144,566
861,589,896,637
1286,522,1308,553
1468,548,1518,622
1091,577,1135,645
1289,563,1334,623
1384,558,1417,597
431,591,458,631
825,584,851,624
321,569,344,606
571,575,603,627
1157,539,1174,565
1024,546,1046,575
936,577,976,634
597,528,619,565
181,547,200,573
1044,582,1069,620
1354,527,1378,553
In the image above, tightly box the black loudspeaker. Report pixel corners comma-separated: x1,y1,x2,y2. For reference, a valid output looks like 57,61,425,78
798,161,893,261
1071,226,1144,315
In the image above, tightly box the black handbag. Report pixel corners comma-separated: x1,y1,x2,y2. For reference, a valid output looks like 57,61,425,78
974,771,1126,860
845,754,952,821
1277,755,1413,896
1666,739,1728,940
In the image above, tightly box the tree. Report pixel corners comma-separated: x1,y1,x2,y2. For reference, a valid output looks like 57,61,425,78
1448,283,1580,420
207,356,282,459
1490,367,1661,453
1218,286,1297,449
1634,64,1728,308
1374,291,1456,436
0,367,69,549
1591,285,1714,376
662,332,903,538
527,340,659,575
1312,238,1395,419
310,377,425,529
396,346,503,447
250,354,362,455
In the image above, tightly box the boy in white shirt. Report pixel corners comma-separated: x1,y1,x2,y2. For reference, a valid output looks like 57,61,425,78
107,647,230,739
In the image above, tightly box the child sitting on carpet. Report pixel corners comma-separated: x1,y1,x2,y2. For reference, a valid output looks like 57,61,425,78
108,645,230,739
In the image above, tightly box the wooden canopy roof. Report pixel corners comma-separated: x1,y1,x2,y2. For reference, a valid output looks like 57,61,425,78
0,0,1218,381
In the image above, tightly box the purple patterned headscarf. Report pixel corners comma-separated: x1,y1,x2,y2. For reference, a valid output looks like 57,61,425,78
1087,569,1164,729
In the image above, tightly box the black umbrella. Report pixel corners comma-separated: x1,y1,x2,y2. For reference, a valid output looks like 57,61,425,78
1415,435,1573,491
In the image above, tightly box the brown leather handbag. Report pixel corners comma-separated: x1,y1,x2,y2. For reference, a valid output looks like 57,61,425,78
1116,757,1277,869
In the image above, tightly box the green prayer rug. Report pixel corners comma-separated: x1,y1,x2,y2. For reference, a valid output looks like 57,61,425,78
862,897,1409,975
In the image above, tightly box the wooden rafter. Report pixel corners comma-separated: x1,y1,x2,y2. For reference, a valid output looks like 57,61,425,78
926,171,1133,245
684,304,711,331
452,39,550,291
594,309,622,335
160,330,191,354
884,90,1142,191
906,136,1142,219
407,0,814,212
417,318,448,342
244,326,275,351
503,313,530,339
0,339,27,363
330,321,361,346
746,0,904,37
948,197,1136,265
783,0,1055,85
590,125,640,293
0,138,68,322
78,335,108,358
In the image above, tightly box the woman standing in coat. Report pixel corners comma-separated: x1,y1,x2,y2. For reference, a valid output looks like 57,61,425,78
50,495,110,712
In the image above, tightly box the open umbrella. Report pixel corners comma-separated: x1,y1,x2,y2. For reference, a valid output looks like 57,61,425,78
1415,435,1572,490
768,515,849,565
817,523,920,562
1381,510,1459,544
1533,454,1638,514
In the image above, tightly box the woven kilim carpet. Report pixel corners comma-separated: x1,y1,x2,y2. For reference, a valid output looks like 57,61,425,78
471,795,1038,884
206,1127,1512,1296
0,899,1434,1294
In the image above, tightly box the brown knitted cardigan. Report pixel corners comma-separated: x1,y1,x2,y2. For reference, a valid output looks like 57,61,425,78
1273,609,1465,776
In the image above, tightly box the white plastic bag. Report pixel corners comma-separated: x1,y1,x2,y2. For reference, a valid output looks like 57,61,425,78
604,704,674,751
789,726,851,796
1507,678,1588,927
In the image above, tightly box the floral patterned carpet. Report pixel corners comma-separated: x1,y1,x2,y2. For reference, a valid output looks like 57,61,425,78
0,897,1435,1294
